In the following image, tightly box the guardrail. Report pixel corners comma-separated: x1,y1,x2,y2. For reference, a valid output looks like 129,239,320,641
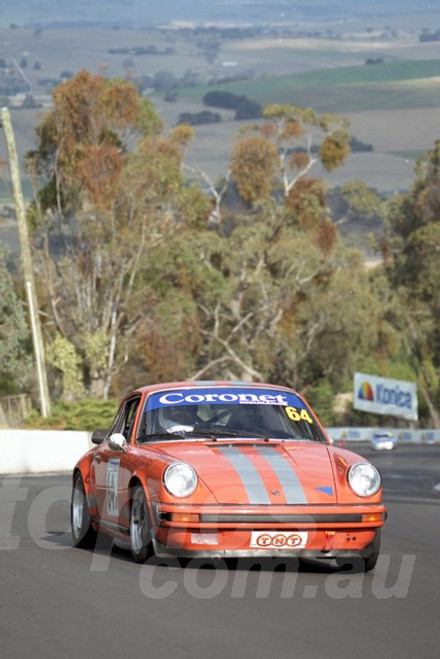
326,427,440,444
0,427,439,475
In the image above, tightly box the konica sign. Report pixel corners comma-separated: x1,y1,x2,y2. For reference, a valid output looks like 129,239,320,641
353,372,418,421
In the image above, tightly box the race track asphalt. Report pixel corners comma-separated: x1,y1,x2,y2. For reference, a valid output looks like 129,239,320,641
1,445,439,659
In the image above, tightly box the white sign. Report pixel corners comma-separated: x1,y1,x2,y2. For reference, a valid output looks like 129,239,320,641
250,531,308,549
106,458,120,517
353,373,418,421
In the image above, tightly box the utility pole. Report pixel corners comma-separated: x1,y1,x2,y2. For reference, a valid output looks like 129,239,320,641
1,106,51,417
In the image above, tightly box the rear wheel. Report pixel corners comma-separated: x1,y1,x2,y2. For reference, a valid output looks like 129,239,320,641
130,485,154,563
71,473,97,548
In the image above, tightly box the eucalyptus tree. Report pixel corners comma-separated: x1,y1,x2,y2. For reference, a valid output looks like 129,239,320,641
0,248,32,393
230,104,351,205
381,142,440,426
26,70,207,398
161,200,382,393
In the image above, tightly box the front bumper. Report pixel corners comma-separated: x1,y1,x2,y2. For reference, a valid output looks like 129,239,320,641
152,502,386,558
154,502,387,527
152,536,380,561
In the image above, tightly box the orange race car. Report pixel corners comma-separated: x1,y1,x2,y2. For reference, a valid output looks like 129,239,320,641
71,381,387,570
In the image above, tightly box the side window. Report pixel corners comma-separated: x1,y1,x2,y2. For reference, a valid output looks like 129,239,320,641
121,398,141,441
108,397,141,442
107,405,125,437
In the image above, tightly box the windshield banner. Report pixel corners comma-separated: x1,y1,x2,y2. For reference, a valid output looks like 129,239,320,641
146,388,305,411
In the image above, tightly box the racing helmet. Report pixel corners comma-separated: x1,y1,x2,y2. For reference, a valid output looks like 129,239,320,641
158,405,195,433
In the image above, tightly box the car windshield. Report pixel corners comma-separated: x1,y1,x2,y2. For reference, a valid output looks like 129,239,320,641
137,386,327,443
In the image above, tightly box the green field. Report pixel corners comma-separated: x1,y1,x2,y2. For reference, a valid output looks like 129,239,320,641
177,59,440,113
2,23,440,198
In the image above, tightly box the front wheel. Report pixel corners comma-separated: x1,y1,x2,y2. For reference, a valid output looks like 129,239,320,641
334,530,381,573
130,485,154,563
71,473,97,548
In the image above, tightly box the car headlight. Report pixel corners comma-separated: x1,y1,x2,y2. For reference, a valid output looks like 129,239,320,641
163,463,198,498
348,462,381,497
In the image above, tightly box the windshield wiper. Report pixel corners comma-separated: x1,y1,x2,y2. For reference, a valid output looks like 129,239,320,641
137,430,315,444
200,428,271,440
137,429,242,442
137,431,189,442
137,429,271,442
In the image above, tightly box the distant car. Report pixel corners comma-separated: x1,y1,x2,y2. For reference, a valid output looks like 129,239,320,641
71,381,387,571
370,430,398,451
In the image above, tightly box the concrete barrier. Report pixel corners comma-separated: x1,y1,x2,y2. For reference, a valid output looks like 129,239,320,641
0,429,92,475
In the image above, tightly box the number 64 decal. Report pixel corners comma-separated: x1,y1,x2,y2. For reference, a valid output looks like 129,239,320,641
285,406,313,424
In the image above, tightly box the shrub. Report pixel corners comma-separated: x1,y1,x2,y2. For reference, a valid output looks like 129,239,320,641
25,398,119,431
177,110,221,125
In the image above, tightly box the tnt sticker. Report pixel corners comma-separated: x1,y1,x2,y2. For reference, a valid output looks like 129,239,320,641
250,531,308,549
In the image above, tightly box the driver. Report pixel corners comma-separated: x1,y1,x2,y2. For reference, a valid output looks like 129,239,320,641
160,405,196,433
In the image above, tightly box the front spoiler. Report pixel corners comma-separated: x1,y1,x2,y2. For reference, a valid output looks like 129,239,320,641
152,538,377,561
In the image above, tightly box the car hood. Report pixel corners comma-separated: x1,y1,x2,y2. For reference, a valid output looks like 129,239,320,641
149,439,338,505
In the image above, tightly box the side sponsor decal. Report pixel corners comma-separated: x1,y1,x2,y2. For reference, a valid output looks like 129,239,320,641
106,458,120,517
250,531,308,549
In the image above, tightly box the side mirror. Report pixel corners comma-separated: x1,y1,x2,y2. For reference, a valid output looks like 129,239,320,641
91,429,108,445
108,432,127,452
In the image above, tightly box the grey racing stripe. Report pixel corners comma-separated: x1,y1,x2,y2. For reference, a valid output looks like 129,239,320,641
217,446,271,504
255,446,307,504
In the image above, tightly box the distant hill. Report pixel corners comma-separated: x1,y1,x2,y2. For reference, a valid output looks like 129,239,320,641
2,0,440,29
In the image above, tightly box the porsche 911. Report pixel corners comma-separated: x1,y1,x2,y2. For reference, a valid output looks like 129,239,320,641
71,381,386,570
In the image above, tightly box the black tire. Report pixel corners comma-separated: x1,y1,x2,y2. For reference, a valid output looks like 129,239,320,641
363,529,381,572
129,485,154,563
334,530,381,573
71,473,97,548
